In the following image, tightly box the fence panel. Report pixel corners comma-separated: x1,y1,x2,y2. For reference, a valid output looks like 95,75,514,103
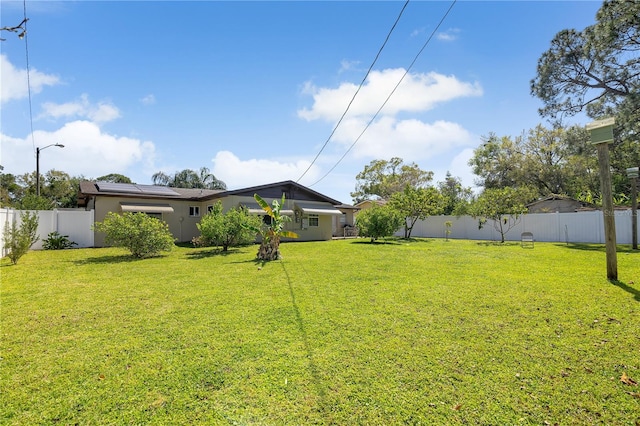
1,209,95,253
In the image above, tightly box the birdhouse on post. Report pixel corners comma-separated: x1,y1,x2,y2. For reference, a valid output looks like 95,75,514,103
586,117,617,280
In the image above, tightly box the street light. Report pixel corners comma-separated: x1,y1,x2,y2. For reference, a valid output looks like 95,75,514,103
627,166,639,250
36,143,64,196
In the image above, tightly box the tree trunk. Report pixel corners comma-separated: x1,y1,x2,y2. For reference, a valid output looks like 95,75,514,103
257,236,281,261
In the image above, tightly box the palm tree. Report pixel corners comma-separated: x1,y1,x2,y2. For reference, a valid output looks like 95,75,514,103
151,167,227,190
253,193,298,261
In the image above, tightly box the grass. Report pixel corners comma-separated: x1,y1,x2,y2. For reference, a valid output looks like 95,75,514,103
1,238,639,425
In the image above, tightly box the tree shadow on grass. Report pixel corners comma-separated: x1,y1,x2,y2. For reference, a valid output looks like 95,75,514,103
279,261,328,415
557,243,639,254
611,280,640,302
349,239,402,245
184,248,241,260
476,241,520,247
73,254,151,265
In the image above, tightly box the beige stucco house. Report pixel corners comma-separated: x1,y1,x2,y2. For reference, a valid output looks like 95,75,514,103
78,180,357,247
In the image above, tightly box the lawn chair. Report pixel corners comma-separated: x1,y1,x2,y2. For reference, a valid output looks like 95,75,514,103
521,232,534,248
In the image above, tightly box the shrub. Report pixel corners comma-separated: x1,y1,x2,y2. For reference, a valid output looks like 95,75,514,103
93,212,175,258
42,231,77,250
3,211,40,264
355,205,403,243
197,202,262,251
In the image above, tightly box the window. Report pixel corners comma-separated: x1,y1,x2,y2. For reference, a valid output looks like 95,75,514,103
207,205,214,213
308,214,319,227
189,206,200,217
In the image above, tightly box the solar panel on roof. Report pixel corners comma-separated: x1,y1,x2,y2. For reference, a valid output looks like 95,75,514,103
137,185,180,196
96,182,142,193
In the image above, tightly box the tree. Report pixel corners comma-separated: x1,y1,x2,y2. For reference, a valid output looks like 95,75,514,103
2,211,39,264
0,166,22,207
196,202,261,251
351,157,433,203
252,194,298,261
437,172,473,216
93,212,175,258
388,186,445,239
152,167,226,190
468,133,524,190
531,0,640,125
95,173,133,183
468,187,537,243
469,126,606,200
355,205,404,243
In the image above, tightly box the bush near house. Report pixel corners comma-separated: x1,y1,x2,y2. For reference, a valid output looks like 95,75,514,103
93,212,175,258
355,204,404,242
196,202,262,251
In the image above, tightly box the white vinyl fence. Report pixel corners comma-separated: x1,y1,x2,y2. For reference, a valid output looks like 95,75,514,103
398,209,639,245
1,208,94,255
0,208,637,256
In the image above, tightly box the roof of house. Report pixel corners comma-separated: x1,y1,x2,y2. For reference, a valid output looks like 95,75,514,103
78,180,351,207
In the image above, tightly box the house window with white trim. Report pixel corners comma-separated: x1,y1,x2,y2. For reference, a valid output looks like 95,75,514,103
207,205,214,213
307,214,319,227
189,206,200,217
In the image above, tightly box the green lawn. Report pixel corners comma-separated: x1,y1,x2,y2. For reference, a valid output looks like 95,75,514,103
1,239,639,425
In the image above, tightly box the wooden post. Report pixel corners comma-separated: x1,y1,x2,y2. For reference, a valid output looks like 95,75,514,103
595,143,617,279
628,167,639,250
587,118,617,280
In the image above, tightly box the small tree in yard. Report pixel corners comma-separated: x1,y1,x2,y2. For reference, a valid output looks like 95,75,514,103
388,186,445,239
468,187,536,243
197,202,262,251
252,194,298,261
93,212,175,258
3,211,39,264
355,205,404,243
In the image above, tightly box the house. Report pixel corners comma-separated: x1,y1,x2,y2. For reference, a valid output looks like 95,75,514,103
78,180,357,246
353,199,387,215
526,195,596,213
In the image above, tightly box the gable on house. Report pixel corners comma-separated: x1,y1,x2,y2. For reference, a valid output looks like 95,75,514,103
78,180,355,246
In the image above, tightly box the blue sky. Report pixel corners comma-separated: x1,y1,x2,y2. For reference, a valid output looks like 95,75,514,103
2,1,601,204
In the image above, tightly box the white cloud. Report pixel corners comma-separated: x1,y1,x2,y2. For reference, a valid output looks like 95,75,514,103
211,151,320,189
339,60,360,74
332,116,474,160
40,94,121,123
0,54,60,103
1,120,155,179
298,68,482,122
140,94,156,105
437,28,461,42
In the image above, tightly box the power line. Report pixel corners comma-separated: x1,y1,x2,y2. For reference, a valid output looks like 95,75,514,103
19,0,37,156
296,0,410,183
308,0,457,188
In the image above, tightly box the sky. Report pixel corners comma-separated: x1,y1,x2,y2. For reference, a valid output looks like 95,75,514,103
1,0,602,204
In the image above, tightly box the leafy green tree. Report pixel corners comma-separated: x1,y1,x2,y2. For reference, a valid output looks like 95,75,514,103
469,133,524,190
95,173,133,183
0,167,23,207
388,186,445,239
351,157,433,203
252,194,298,261
152,167,226,190
531,0,640,126
437,172,473,216
93,212,175,258
2,211,39,264
196,201,262,251
468,187,537,243
355,205,404,243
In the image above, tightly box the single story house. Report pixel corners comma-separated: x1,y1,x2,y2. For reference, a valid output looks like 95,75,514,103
78,180,357,247
526,195,596,213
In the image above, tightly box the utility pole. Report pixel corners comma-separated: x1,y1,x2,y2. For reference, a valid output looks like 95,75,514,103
586,118,617,280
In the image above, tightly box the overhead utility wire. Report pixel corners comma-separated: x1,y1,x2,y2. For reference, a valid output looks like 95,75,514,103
295,0,410,183
20,0,37,155
308,0,457,188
